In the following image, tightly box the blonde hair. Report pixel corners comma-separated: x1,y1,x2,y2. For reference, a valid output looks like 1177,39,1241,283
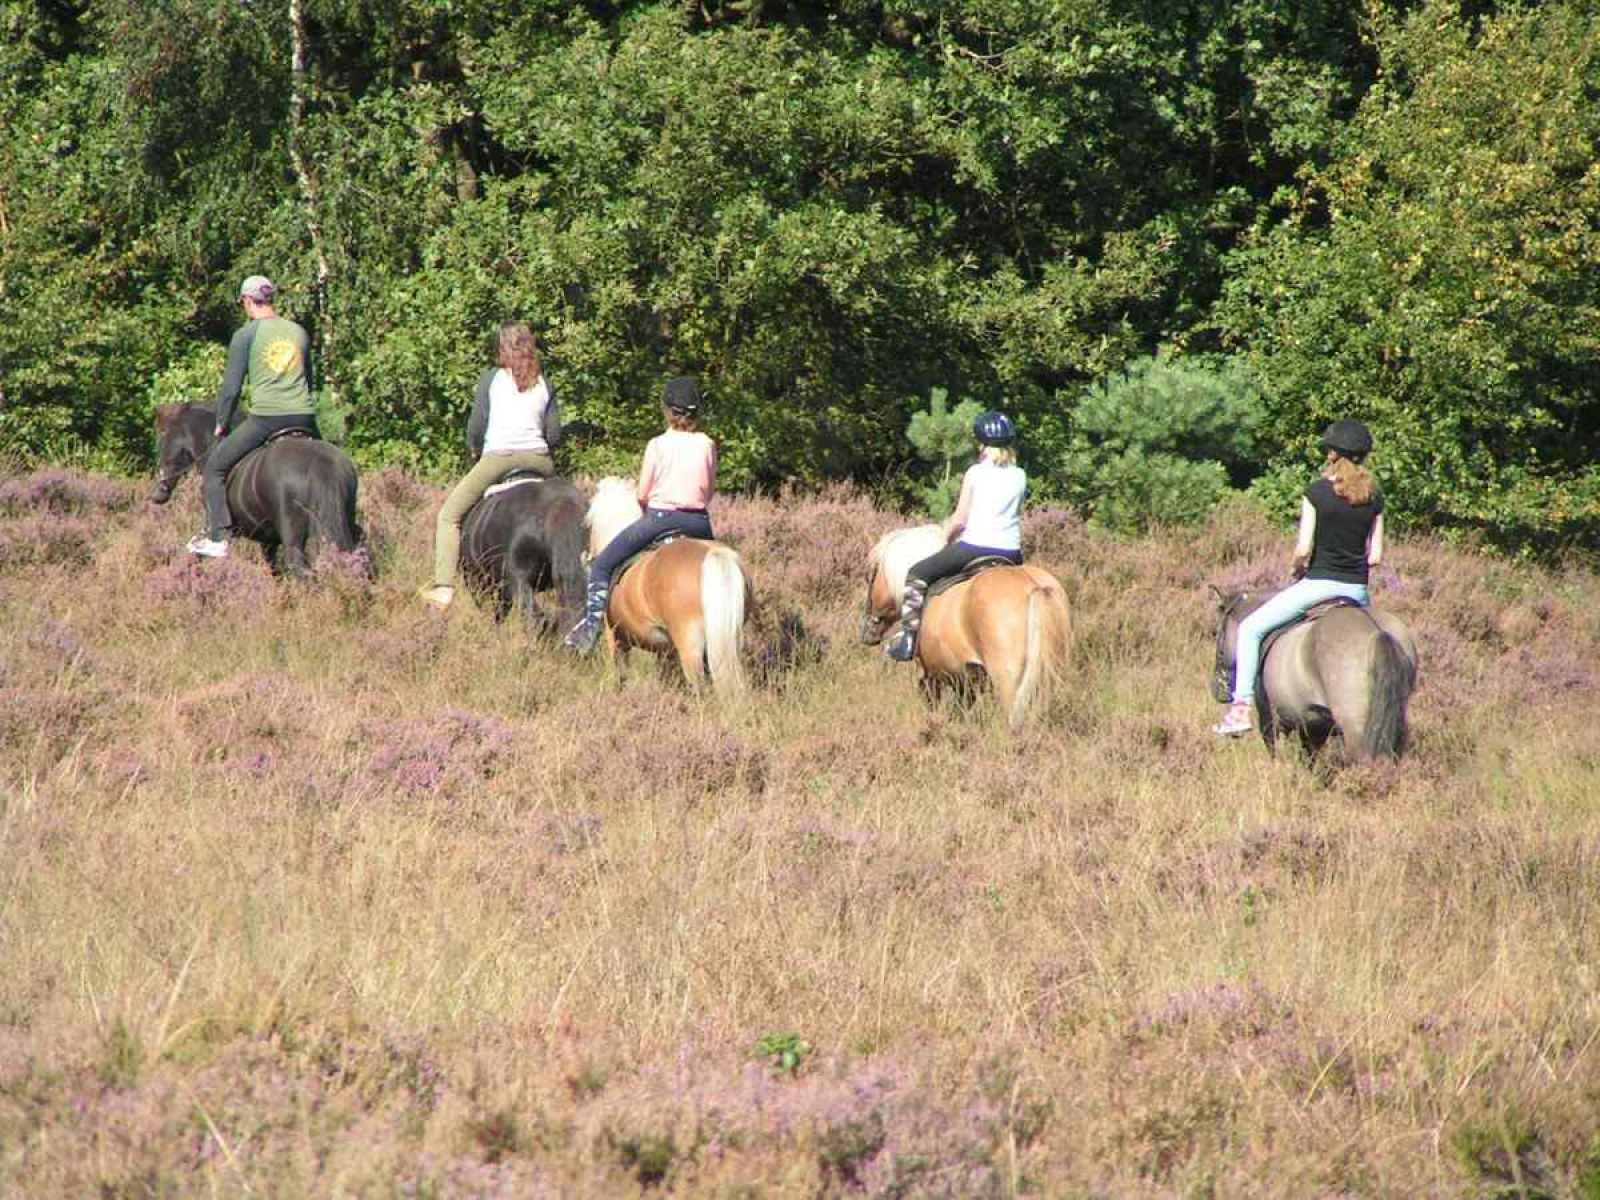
495,322,543,392
1324,451,1375,506
982,444,1017,467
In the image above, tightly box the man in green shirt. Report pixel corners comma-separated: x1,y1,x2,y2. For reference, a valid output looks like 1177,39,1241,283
186,275,319,557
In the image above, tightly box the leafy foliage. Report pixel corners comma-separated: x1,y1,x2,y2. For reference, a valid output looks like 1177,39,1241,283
0,0,1594,552
1216,0,1600,550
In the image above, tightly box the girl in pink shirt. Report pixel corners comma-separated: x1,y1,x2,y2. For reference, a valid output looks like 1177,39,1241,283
563,377,718,653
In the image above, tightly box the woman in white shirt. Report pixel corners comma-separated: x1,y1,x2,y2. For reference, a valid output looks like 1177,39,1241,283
420,323,561,611
887,410,1026,662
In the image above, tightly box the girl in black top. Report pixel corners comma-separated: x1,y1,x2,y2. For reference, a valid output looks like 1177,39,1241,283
1214,420,1386,736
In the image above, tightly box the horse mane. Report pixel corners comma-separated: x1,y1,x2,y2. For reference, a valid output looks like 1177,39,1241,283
586,475,643,554
869,524,943,604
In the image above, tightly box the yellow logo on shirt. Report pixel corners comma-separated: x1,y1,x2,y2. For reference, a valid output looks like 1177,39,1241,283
261,339,301,377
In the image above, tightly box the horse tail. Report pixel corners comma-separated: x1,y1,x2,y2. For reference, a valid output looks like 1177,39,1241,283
1363,630,1413,759
1011,580,1069,730
302,448,365,561
544,495,589,625
701,545,747,700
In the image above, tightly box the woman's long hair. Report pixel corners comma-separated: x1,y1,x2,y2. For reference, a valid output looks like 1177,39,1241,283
1325,450,1376,506
496,323,543,392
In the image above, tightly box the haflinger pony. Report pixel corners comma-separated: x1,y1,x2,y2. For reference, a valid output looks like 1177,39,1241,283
459,475,587,629
1212,586,1419,760
149,402,365,577
861,525,1071,731
585,477,750,699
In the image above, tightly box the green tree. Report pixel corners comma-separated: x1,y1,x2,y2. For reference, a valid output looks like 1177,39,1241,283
1216,0,1600,549
906,386,985,518
1060,354,1265,533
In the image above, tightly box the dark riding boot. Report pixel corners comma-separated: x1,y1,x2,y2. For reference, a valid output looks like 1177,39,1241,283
561,583,610,654
885,582,926,662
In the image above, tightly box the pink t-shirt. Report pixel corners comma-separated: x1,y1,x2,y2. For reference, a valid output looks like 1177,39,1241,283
637,430,717,511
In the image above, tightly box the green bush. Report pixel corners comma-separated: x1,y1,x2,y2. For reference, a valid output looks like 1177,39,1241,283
1059,354,1265,533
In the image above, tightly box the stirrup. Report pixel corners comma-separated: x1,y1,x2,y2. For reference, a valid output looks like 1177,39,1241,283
886,627,918,662
562,616,603,654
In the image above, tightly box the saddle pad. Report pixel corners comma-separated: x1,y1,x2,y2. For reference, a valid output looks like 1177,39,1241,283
927,555,1016,601
483,474,545,499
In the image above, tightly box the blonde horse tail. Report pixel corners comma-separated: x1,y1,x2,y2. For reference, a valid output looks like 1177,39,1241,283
701,545,747,700
1011,580,1068,730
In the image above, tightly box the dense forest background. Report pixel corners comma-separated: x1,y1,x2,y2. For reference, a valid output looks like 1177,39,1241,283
2,0,1597,549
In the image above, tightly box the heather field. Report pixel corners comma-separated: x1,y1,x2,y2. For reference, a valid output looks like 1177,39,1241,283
5,464,1600,1198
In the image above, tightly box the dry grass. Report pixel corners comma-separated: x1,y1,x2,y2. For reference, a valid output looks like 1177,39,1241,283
3,466,1600,1196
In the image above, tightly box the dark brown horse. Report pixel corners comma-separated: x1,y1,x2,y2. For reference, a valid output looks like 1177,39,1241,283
585,477,750,699
458,475,587,628
1212,587,1419,760
149,403,364,576
862,525,1071,731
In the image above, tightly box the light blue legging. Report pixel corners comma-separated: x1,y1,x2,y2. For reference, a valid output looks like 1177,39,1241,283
1232,579,1369,703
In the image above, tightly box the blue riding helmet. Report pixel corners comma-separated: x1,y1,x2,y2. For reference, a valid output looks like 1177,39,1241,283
1321,419,1373,460
974,410,1016,447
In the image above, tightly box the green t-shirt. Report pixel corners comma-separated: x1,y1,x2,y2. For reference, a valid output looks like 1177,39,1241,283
246,317,313,416
215,316,314,426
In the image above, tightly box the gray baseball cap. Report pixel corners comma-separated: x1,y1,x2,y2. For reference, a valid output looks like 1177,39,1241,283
239,275,277,302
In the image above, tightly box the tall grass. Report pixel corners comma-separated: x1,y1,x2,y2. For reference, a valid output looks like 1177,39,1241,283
2,466,1599,1195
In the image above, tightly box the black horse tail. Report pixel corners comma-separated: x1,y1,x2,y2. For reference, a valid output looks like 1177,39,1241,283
1363,631,1413,759
543,493,588,624
303,448,365,562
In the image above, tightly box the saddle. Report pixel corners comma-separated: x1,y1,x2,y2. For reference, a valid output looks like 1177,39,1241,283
262,426,317,447
926,555,1016,601
1253,597,1364,727
482,468,547,499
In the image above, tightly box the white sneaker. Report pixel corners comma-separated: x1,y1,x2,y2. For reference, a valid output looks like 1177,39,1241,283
185,534,229,558
1212,701,1253,737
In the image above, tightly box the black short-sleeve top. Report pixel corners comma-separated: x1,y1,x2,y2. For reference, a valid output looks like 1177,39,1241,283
1305,477,1384,585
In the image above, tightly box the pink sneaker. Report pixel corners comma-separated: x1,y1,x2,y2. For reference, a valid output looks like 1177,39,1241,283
1212,701,1253,737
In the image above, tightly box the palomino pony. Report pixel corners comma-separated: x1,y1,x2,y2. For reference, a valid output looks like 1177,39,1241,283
149,403,364,576
585,477,750,698
459,475,587,629
1212,587,1419,760
861,525,1071,730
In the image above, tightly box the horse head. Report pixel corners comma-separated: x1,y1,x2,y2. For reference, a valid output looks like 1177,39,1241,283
1210,587,1249,703
860,524,943,644
149,402,218,504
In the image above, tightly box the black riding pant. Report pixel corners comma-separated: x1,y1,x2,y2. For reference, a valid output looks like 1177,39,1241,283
586,508,713,592
203,413,319,538
906,541,1022,592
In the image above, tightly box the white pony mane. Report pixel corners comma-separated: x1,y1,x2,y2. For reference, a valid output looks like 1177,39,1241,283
869,524,944,604
586,475,643,555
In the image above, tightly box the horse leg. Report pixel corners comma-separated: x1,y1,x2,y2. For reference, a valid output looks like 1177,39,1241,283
673,617,709,692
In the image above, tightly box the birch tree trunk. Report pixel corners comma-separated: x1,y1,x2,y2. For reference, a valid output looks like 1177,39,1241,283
287,0,339,408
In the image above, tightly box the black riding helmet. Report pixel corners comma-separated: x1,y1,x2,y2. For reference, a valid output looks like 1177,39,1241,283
663,376,700,415
1321,419,1373,460
974,410,1016,446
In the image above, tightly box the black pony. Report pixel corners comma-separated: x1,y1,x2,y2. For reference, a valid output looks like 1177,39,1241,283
149,402,365,576
451,411,587,628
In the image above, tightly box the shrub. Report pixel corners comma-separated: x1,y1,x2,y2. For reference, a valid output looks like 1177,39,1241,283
1059,354,1265,533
